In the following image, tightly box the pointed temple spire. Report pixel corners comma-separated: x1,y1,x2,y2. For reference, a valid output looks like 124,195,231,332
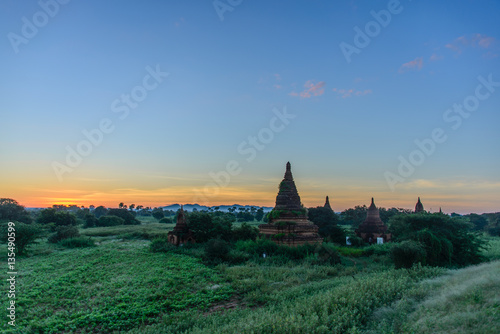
274,161,303,212
259,162,322,246
324,196,332,211
168,205,195,246
415,197,424,213
355,197,391,243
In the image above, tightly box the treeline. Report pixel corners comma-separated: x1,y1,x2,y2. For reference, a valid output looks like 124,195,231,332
1,198,499,270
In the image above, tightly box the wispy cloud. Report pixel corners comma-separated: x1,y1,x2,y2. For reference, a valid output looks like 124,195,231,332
332,88,372,98
289,80,325,98
429,53,443,62
399,57,423,74
445,34,496,54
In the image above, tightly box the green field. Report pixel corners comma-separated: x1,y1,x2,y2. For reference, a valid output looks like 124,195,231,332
2,223,500,333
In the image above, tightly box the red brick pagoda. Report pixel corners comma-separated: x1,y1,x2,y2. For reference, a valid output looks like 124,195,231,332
355,198,391,244
258,162,323,246
167,205,195,246
414,197,424,213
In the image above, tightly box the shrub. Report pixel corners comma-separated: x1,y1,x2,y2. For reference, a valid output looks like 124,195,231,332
188,212,233,243
391,240,427,269
205,239,231,263
363,243,392,256
152,209,165,220
335,246,365,257
0,222,42,255
107,209,140,225
37,209,77,228
83,213,98,228
97,215,125,227
389,213,485,267
347,235,365,247
232,222,259,241
60,237,95,248
158,217,173,224
235,238,278,257
225,249,250,264
315,243,341,264
308,206,340,237
150,238,175,253
0,198,32,224
48,225,80,243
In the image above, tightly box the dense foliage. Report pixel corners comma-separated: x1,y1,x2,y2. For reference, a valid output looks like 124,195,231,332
308,206,345,243
389,213,485,267
98,215,126,227
48,225,80,243
187,211,233,242
0,222,41,254
37,208,77,228
106,208,140,225
0,198,32,223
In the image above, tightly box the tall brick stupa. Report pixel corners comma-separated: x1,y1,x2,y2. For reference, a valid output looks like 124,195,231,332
258,162,323,246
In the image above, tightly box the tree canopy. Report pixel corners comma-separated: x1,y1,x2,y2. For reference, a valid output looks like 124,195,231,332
0,198,32,223
389,213,485,267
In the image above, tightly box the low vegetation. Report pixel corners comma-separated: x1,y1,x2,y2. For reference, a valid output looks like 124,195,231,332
0,198,498,333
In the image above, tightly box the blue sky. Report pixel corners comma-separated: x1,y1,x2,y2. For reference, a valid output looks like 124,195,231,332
1,0,499,213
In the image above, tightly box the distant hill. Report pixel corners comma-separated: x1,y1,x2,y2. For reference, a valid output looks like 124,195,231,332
161,204,273,212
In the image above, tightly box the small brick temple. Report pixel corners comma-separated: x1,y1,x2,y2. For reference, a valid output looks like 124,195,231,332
355,198,391,244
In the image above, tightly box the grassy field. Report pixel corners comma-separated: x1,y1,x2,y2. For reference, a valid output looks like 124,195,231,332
2,223,500,333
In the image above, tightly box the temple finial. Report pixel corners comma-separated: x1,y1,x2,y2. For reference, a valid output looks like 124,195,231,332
324,196,332,210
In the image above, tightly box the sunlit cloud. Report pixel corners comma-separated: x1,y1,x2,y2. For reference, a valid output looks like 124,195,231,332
445,34,496,54
289,80,325,98
398,57,423,73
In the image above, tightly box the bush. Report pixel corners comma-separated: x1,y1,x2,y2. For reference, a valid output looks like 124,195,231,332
150,238,175,253
188,212,233,243
391,240,427,269
225,249,250,264
107,209,140,225
308,206,339,237
232,222,259,241
37,209,77,229
0,198,32,224
389,213,485,267
60,237,95,248
0,222,41,255
363,243,392,256
347,235,365,247
315,243,341,264
205,239,231,263
152,209,165,220
158,217,173,224
48,225,80,243
236,238,278,257
83,213,98,228
97,215,125,227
